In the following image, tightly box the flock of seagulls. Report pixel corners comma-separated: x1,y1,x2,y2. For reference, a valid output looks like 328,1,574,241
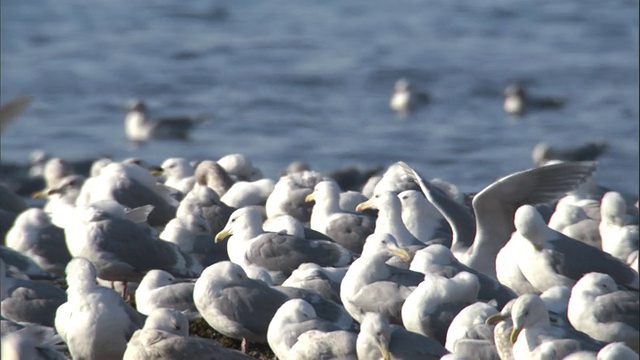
0,138,638,360
388,79,566,118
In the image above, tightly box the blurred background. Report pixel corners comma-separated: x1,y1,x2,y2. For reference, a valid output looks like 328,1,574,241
1,0,638,194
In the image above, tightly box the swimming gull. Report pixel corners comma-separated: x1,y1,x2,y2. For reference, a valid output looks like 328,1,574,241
356,312,448,360
401,271,480,345
5,208,70,277
54,257,145,360
410,244,516,308
215,206,352,285
307,179,375,253
64,204,202,284
267,298,348,360
0,259,66,327
567,272,639,352
531,140,607,167
389,77,430,115
123,308,254,360
503,83,567,116
134,269,199,320
510,205,639,292
600,191,639,262
399,161,598,278
340,233,421,324
124,99,205,142
356,191,422,247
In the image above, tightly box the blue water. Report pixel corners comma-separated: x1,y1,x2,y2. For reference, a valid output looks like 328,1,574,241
2,0,638,194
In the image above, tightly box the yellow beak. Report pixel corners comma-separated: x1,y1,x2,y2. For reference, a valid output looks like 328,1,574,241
510,327,522,344
390,247,411,262
215,229,231,243
378,344,391,360
304,193,315,203
150,167,164,177
485,313,506,325
355,199,373,212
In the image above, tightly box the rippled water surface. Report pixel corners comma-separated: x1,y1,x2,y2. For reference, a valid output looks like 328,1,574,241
2,0,638,194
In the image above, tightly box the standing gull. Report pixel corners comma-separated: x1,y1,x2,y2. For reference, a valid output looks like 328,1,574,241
1,325,67,360
193,160,235,198
267,299,349,360
176,182,235,236
599,191,639,262
356,191,422,247
398,189,451,246
156,157,195,195
399,161,598,278
401,271,480,345
340,233,421,324
217,153,264,182
55,258,145,360
5,208,71,276
124,99,205,142
444,301,500,359
123,308,253,360
356,312,448,360
510,205,639,292
307,179,375,253
134,269,199,320
83,162,178,227
287,329,358,360
410,244,516,308
509,294,604,360
0,259,66,327
567,272,639,351
193,261,290,350
64,205,202,284
265,170,325,223
215,207,352,285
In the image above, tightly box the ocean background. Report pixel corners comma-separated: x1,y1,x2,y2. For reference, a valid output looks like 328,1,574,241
1,0,638,195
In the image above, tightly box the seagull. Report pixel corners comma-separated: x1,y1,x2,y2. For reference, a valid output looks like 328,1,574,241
399,161,597,278
503,83,566,116
567,272,639,352
390,78,430,115
356,312,448,360
124,99,205,143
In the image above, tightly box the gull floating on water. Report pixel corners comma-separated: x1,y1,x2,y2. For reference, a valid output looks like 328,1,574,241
124,99,205,143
